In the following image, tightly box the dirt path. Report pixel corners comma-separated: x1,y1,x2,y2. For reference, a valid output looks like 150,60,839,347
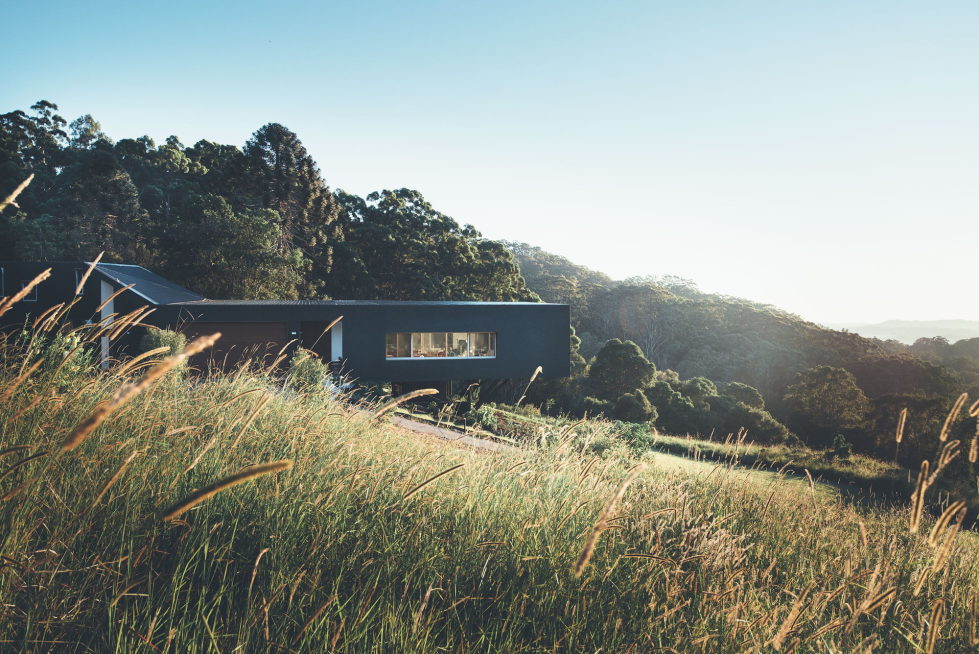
389,415,516,453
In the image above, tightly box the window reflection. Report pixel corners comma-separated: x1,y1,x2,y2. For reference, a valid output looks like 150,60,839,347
385,332,496,358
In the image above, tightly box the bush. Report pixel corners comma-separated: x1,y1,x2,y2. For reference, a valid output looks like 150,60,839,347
720,381,765,409
613,391,657,423
581,396,613,417
36,331,93,390
586,434,616,457
723,403,791,444
139,328,186,357
287,348,329,393
831,434,853,459
614,421,656,452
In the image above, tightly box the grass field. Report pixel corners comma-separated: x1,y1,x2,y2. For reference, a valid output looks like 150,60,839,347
1,293,978,651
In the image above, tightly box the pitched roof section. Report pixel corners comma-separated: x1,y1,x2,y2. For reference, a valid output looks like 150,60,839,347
94,264,204,305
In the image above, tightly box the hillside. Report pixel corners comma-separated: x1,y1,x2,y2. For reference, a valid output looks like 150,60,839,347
505,242,971,414
3,295,979,652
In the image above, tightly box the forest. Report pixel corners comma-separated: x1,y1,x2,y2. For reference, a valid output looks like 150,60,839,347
3,100,978,469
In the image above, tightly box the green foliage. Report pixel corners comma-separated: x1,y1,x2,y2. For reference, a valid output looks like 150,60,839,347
243,123,341,296
831,434,853,459
139,327,186,357
327,189,537,302
783,366,871,447
581,395,613,417
506,243,963,429
720,381,765,409
156,194,308,299
721,402,791,444
586,339,655,401
33,331,93,390
613,421,657,452
286,348,330,393
613,391,657,423
585,434,617,457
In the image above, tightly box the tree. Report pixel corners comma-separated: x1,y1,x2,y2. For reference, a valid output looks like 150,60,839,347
720,381,766,409
68,114,109,149
586,339,656,401
721,403,790,443
327,189,537,302
783,366,871,447
157,194,307,299
244,123,341,295
614,391,657,423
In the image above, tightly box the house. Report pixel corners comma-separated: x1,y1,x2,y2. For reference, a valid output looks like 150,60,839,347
0,261,571,384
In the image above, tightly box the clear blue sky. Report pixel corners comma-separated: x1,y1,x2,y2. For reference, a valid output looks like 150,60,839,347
3,1,977,323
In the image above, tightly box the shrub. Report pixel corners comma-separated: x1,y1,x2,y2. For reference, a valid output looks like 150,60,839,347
831,433,853,459
614,421,656,452
613,391,657,423
287,348,329,393
586,434,616,457
723,403,791,444
720,381,765,409
581,396,613,417
139,328,186,357
36,331,94,390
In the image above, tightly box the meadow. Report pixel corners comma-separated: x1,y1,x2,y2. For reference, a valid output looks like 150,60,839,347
1,276,978,652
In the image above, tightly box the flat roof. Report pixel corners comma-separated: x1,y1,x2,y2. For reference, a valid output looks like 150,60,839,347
171,299,564,307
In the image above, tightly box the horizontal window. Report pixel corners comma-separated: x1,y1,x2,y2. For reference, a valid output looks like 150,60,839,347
386,332,496,359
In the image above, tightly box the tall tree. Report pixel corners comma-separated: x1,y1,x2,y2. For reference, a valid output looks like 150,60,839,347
243,123,341,295
157,194,307,299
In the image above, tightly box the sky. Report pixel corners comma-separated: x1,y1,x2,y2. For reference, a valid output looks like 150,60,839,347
3,0,978,324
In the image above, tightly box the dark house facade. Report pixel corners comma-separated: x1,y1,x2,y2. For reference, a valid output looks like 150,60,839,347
0,261,571,383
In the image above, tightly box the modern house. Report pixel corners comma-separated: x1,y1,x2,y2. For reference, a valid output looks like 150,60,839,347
0,261,571,384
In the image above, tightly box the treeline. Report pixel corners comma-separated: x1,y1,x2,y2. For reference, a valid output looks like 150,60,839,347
0,101,535,303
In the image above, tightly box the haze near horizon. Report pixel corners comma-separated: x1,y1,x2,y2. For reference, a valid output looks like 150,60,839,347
2,0,976,324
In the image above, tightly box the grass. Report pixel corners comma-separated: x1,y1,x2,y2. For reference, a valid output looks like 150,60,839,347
648,432,909,496
2,302,979,650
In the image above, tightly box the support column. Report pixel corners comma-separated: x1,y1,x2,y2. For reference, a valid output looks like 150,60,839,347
99,280,114,368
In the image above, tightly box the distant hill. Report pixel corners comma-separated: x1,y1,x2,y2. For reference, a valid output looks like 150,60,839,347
829,320,979,345
504,242,973,414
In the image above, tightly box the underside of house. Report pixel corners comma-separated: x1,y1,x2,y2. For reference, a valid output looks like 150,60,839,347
0,262,571,384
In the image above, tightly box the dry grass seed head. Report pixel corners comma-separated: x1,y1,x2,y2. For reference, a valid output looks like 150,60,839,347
939,393,968,442
895,407,908,443
909,459,929,533
162,459,293,521
574,465,645,578
0,268,51,318
60,333,221,452
73,253,103,296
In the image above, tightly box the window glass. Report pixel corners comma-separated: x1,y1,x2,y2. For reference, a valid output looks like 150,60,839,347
388,332,496,358
396,332,410,357
470,332,496,357
449,332,469,357
386,333,412,357
412,332,447,357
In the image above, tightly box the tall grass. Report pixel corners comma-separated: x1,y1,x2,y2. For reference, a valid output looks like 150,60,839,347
1,295,979,651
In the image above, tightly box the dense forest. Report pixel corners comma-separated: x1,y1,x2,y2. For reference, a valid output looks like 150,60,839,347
2,100,977,466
